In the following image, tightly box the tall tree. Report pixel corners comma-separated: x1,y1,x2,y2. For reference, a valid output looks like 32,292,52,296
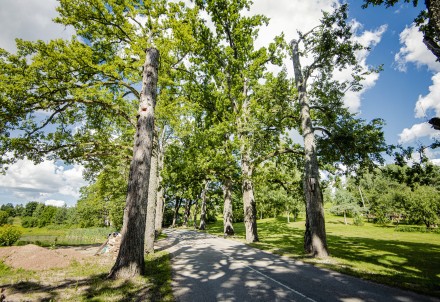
193,0,288,242
289,4,386,257
0,0,198,278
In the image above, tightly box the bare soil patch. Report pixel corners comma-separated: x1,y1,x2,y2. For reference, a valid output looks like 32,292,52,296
0,244,101,271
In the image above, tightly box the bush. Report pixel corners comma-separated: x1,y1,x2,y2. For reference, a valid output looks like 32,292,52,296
0,225,22,246
0,211,8,226
353,214,364,226
21,216,39,228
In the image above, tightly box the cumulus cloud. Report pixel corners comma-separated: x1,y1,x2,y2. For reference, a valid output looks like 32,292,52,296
395,24,440,73
0,0,74,52
398,122,439,143
415,73,440,118
0,159,87,203
333,23,387,112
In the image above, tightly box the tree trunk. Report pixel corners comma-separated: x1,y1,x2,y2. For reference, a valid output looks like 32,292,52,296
287,212,290,223
108,47,159,279
144,132,159,254
291,40,329,258
223,178,234,236
183,200,193,227
239,80,258,243
344,211,347,225
199,181,209,230
241,153,259,242
193,199,199,229
172,197,181,228
154,136,165,234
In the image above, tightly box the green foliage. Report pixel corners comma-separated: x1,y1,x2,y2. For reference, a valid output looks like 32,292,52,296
0,203,16,217
0,211,8,226
21,216,39,228
0,225,22,246
408,185,440,227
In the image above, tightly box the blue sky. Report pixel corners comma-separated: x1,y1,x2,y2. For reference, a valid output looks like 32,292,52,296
0,0,439,206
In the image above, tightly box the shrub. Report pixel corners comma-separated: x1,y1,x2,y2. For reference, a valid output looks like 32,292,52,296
0,211,8,226
0,225,22,246
21,216,39,228
353,214,364,226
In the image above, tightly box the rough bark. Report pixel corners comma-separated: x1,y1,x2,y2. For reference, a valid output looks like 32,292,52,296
239,81,259,243
223,179,235,237
108,47,159,279
291,40,329,258
199,181,209,230
154,139,165,234
144,132,159,254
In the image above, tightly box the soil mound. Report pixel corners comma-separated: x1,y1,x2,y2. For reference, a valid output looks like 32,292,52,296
0,244,93,271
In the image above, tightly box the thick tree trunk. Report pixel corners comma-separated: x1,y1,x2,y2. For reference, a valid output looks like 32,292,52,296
144,132,159,254
154,138,165,234
223,179,234,237
172,197,181,228
108,48,159,279
199,181,209,230
239,81,258,243
241,152,258,242
291,40,329,258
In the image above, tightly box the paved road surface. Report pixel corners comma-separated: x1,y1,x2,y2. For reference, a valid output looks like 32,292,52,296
160,229,439,302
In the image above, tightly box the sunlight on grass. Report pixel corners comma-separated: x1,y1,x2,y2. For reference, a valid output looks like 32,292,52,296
205,213,440,297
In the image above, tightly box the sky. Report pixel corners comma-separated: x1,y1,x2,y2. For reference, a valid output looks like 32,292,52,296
1,0,440,207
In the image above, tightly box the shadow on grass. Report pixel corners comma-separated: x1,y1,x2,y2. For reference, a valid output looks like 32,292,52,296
208,217,440,297
1,253,173,302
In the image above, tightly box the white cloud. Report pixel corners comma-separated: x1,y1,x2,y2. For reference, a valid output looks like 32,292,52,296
333,24,387,112
0,159,87,202
398,122,439,143
415,72,440,118
45,199,66,207
395,24,440,73
0,0,74,53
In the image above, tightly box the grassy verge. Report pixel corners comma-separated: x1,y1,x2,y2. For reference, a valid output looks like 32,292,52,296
0,250,174,301
205,214,440,297
18,226,114,247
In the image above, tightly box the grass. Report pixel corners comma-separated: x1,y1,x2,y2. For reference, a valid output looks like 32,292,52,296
0,250,173,301
18,226,115,247
204,213,440,297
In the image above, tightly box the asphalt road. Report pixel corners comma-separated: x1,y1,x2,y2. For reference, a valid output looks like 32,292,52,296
160,229,439,302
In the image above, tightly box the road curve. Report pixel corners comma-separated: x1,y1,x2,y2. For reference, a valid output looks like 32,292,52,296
160,229,438,302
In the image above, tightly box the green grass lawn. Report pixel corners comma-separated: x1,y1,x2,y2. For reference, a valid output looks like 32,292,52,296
204,213,440,297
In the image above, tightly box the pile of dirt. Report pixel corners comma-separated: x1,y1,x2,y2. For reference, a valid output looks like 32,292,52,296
0,244,95,271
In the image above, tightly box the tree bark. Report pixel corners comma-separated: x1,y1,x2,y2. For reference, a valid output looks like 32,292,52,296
172,197,181,228
199,181,209,230
144,131,159,254
183,200,193,227
193,199,199,229
108,47,159,279
223,178,234,236
241,151,259,242
239,81,258,243
291,40,329,258
154,136,165,234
